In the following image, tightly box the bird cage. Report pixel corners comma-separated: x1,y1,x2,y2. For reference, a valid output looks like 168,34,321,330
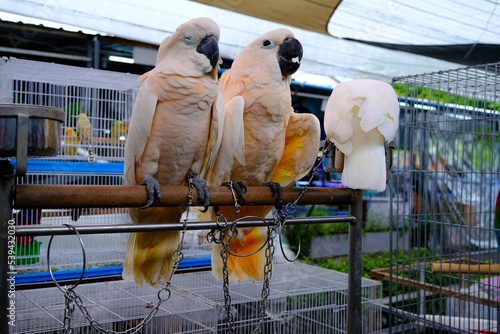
0,57,139,161
388,62,500,333
0,58,212,279
13,261,383,333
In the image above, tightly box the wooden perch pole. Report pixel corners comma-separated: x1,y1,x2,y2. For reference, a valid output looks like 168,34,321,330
431,263,500,275
14,185,358,209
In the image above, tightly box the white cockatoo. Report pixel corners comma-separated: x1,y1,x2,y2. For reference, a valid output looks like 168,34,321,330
324,79,399,191
122,17,224,288
207,29,321,283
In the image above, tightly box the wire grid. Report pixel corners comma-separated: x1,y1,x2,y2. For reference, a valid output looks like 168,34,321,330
0,57,140,162
390,62,500,333
12,172,212,275
0,58,211,274
14,261,382,333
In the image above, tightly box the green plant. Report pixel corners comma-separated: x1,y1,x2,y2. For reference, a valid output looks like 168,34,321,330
393,83,500,112
285,207,391,248
302,248,477,299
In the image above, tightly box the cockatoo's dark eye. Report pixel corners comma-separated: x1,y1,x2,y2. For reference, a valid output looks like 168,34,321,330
262,39,275,49
184,37,194,46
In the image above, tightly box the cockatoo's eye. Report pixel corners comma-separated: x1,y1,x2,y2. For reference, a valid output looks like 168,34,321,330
262,39,275,49
184,36,194,46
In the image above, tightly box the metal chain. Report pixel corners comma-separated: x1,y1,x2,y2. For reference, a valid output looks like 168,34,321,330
208,142,334,332
207,182,240,333
63,289,76,333
274,141,333,263
87,140,95,163
57,177,195,334
220,231,236,333
253,226,275,334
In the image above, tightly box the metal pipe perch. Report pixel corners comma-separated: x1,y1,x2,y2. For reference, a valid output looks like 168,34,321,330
14,216,357,236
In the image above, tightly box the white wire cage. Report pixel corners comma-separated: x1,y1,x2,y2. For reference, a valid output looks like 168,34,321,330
389,62,500,333
13,261,383,334
0,58,212,276
0,57,140,162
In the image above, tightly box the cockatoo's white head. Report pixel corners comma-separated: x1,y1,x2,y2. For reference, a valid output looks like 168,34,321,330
231,28,303,82
155,17,221,78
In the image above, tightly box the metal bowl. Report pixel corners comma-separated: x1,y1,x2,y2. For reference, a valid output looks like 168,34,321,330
0,104,64,157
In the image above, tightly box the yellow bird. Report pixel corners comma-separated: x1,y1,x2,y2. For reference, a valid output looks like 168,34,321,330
64,128,78,155
110,120,129,141
76,113,92,143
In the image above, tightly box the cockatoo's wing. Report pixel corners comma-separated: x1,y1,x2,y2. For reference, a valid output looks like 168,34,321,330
357,80,400,141
270,109,321,187
123,73,158,186
199,91,226,180
324,79,399,155
206,95,245,186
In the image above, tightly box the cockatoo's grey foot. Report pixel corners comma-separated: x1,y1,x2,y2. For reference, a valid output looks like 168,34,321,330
188,177,210,212
139,176,161,209
262,181,283,211
222,181,247,206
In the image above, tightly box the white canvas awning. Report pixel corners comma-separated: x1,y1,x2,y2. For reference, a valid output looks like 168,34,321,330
0,0,498,83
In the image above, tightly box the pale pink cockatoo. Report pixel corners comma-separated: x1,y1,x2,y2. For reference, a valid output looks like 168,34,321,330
123,17,224,288
207,29,321,283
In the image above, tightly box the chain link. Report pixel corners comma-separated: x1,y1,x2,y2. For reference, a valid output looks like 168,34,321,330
221,233,236,333
57,177,196,334
205,142,333,332
275,141,333,262
87,140,95,163
207,203,238,333
253,226,275,334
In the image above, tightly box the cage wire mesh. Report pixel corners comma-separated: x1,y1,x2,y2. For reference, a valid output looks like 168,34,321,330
390,62,500,333
0,57,139,162
13,262,382,334
0,58,212,274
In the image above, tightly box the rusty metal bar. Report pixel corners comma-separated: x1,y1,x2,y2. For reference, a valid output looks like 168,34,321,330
0,162,15,334
348,189,363,334
14,185,357,209
14,216,356,236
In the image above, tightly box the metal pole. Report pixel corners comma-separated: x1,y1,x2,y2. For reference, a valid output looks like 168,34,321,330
14,216,357,236
348,189,363,334
0,161,14,334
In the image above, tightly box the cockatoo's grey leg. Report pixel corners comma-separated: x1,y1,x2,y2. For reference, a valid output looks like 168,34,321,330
139,176,161,209
262,182,283,211
189,177,211,212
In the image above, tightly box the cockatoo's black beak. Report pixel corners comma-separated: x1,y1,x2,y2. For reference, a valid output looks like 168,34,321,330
197,35,219,70
278,37,303,76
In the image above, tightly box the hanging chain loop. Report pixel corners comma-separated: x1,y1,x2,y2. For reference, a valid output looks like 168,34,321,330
87,140,95,163
51,177,196,334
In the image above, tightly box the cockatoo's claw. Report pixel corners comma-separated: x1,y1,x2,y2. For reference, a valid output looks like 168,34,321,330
235,181,247,195
139,176,161,209
233,181,247,206
222,181,247,206
189,177,210,212
262,182,283,211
